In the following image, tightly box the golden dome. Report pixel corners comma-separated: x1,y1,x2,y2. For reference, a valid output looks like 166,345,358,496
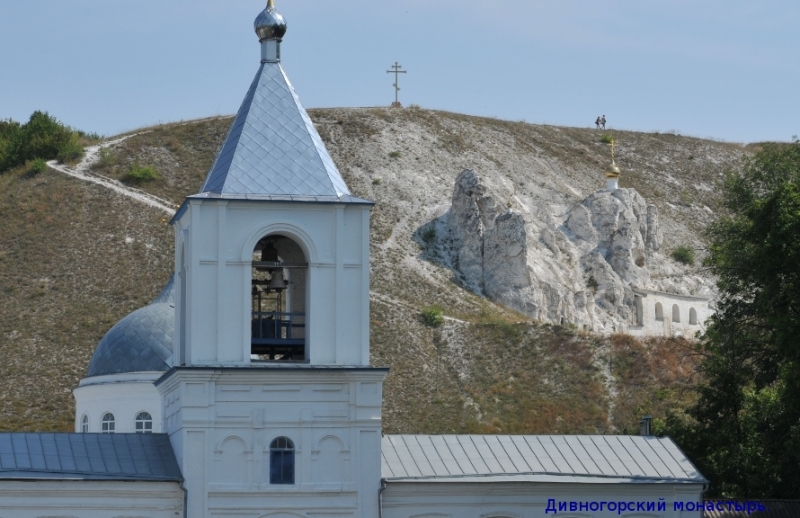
605,160,621,179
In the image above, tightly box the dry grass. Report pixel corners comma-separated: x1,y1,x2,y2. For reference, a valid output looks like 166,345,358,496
90,117,233,205
0,165,173,431
606,334,702,433
0,108,731,433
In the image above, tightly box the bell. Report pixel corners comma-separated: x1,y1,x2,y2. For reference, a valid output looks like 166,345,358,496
261,242,279,263
267,270,287,291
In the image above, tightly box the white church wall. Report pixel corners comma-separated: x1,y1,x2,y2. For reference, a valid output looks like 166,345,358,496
381,481,704,518
0,480,183,517
173,200,371,367
628,289,711,338
157,368,385,518
73,372,163,433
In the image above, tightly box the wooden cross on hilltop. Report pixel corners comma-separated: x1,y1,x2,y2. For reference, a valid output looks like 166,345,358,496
386,62,407,107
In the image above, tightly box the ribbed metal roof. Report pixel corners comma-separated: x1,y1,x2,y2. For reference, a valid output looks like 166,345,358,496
0,433,182,482
199,62,350,198
86,276,175,377
381,435,706,484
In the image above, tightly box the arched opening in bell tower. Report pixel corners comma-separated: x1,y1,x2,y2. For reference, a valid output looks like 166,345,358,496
251,235,308,362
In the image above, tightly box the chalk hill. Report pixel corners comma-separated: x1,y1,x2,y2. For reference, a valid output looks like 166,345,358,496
0,108,751,434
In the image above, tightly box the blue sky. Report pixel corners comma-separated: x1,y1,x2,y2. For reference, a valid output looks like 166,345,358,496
1,1,797,143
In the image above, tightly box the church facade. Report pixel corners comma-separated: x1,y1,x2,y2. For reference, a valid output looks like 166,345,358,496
0,3,707,517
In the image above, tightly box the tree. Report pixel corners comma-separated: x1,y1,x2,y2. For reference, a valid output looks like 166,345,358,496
669,139,800,497
0,119,23,172
0,111,84,173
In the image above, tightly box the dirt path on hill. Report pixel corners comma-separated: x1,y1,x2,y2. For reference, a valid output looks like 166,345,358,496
47,135,177,216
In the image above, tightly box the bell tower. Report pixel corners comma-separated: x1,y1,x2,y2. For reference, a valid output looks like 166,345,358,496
157,3,386,516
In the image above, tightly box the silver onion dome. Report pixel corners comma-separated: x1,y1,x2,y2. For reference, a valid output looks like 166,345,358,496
255,0,287,41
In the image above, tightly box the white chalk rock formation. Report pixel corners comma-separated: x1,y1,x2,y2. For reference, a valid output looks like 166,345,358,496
431,169,709,334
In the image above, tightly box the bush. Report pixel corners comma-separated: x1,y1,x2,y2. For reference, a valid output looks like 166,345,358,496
96,147,117,168
28,158,47,174
372,178,382,185
600,133,615,144
421,305,444,327
56,135,84,163
0,111,93,173
388,151,401,159
671,246,695,265
76,130,102,141
421,226,436,243
0,119,23,172
124,162,159,183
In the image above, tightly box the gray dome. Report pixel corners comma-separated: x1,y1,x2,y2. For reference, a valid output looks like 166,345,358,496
254,2,287,41
86,276,175,378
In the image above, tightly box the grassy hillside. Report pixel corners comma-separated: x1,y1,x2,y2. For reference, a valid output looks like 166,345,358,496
0,108,743,433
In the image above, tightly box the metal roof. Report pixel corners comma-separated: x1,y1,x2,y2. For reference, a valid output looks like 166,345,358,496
86,276,175,378
0,433,182,482
381,435,707,484
199,61,351,198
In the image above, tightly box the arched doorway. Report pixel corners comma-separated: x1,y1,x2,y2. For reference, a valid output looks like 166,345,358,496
251,235,308,361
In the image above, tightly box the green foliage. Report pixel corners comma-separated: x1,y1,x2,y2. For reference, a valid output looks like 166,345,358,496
421,226,436,244
668,139,800,498
76,130,102,141
600,133,615,144
96,147,117,168
0,111,90,172
124,161,159,183
56,135,84,163
421,305,445,327
388,151,401,159
0,119,23,172
671,245,695,265
28,158,48,174
372,178,382,185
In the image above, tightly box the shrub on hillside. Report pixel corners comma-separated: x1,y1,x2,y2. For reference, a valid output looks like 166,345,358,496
671,246,695,265
124,162,159,184
96,148,117,168
0,111,93,173
600,133,615,144
56,135,84,163
0,119,23,172
28,158,48,174
421,226,436,244
421,305,445,327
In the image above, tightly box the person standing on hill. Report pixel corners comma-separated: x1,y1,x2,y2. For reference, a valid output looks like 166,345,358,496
595,116,601,129
601,115,607,129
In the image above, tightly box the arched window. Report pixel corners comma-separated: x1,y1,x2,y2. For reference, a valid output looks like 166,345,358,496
672,304,681,323
135,412,153,433
269,437,295,485
81,415,89,433
689,307,698,325
252,236,308,362
655,302,664,321
101,413,115,434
